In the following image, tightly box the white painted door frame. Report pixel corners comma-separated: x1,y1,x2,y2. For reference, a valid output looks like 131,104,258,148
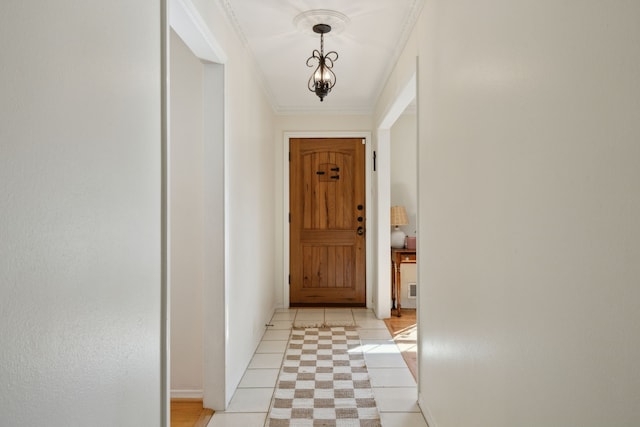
375,72,417,320
370,68,423,423
167,0,228,411
375,70,419,407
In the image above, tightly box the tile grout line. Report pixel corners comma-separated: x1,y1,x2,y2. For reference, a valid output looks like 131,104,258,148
211,309,424,426
260,311,297,424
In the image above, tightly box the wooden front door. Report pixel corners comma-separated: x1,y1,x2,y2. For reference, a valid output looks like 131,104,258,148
289,138,366,306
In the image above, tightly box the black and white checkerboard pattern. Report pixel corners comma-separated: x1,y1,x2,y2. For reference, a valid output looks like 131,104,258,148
265,327,381,427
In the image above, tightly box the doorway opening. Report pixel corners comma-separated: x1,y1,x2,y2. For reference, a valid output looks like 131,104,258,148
375,68,418,382
167,0,228,415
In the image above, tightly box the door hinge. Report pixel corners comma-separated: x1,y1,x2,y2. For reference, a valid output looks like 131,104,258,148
362,138,366,144
288,275,291,285
288,212,291,223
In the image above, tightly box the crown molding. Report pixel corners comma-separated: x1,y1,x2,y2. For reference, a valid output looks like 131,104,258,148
216,0,248,46
274,105,373,116
371,0,425,108
216,0,281,112
399,0,426,52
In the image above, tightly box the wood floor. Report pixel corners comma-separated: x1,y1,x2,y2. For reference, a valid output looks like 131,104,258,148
170,399,213,427
383,308,417,380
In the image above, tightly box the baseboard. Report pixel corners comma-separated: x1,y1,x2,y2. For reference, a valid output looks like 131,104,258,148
418,391,437,427
171,389,204,399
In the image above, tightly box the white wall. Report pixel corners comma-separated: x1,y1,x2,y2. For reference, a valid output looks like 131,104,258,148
0,1,163,426
165,0,279,408
390,113,418,237
223,48,277,408
190,1,279,405
169,29,205,397
413,1,640,425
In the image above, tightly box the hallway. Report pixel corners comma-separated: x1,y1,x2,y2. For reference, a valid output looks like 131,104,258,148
208,308,427,426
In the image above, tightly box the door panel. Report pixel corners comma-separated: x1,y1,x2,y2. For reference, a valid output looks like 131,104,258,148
290,138,366,305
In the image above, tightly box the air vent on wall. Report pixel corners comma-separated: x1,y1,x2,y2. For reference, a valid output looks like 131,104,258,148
408,282,417,299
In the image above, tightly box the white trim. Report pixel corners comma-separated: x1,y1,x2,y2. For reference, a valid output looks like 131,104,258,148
417,392,437,426
222,57,232,410
216,0,248,46
214,0,280,113
414,56,422,401
379,73,416,129
161,1,169,425
168,0,228,411
170,0,227,63
370,0,424,117
275,106,375,116
171,389,205,399
374,128,391,318
283,132,373,309
201,63,227,411
375,71,417,319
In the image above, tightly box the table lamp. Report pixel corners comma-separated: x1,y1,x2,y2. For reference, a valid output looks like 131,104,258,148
390,205,409,248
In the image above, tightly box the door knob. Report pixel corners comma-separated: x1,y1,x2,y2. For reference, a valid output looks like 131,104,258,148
357,226,364,236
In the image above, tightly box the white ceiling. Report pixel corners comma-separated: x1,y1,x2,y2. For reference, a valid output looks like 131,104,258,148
219,0,424,114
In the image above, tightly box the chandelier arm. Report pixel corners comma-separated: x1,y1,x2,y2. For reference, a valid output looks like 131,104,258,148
306,23,339,101
325,51,338,61
306,50,321,66
324,57,335,69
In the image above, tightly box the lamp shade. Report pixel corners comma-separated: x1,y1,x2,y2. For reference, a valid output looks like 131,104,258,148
390,206,409,226
390,205,409,248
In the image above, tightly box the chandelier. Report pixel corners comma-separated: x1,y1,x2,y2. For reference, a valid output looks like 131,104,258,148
306,24,338,101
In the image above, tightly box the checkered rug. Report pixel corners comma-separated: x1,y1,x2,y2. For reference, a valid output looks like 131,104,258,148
265,327,381,427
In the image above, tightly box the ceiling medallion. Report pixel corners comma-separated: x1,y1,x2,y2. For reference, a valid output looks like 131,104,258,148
293,9,350,36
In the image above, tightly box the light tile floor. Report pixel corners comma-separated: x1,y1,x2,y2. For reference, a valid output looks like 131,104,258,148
208,308,428,427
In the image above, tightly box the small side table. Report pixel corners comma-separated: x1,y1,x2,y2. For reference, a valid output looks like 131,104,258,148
391,248,416,317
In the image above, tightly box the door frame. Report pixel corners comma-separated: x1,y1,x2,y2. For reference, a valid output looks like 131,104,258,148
375,72,417,319
283,132,373,309
167,0,228,412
